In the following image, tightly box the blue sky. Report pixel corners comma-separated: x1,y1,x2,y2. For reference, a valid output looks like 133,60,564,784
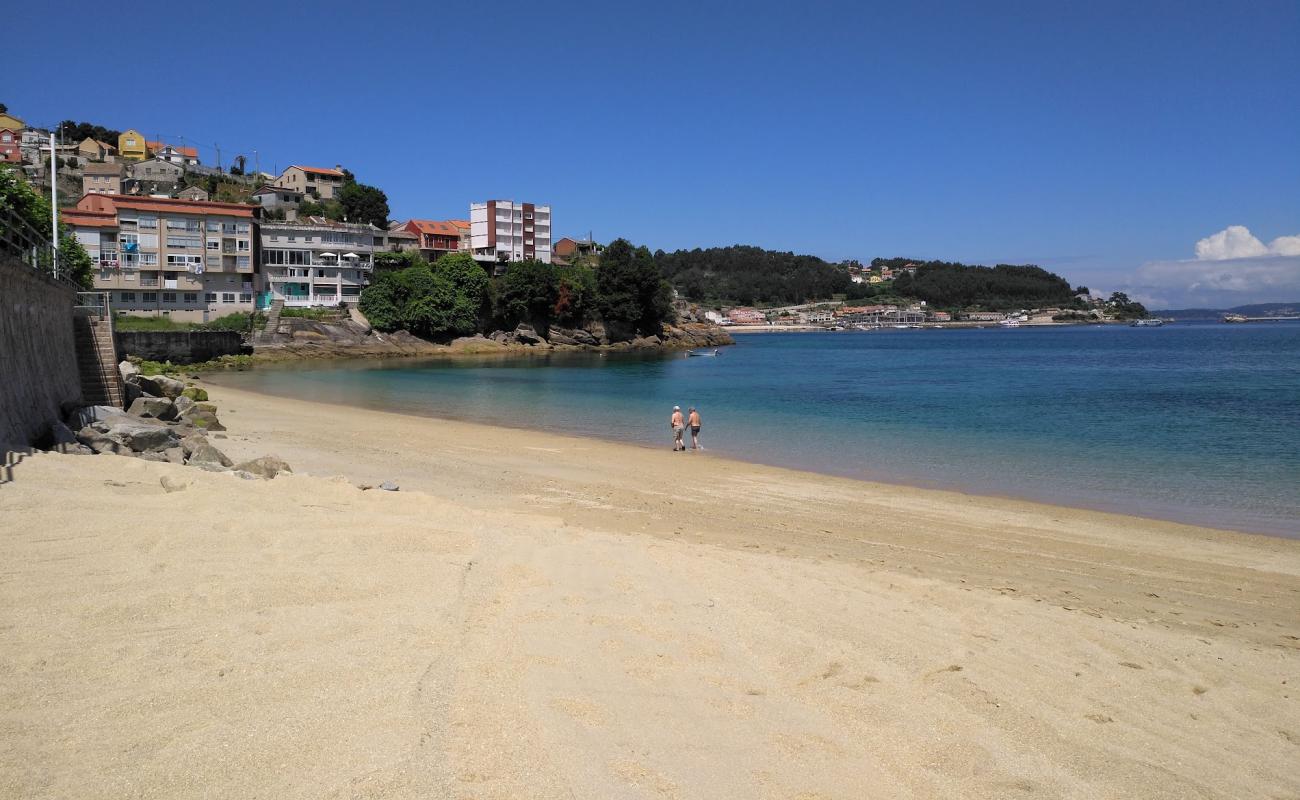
7,0,1299,305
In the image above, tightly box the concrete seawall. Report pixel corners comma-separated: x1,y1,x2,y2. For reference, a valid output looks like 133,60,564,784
0,257,81,446
115,330,248,364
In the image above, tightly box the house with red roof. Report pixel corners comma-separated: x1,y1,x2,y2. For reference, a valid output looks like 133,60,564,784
149,142,200,167
0,128,20,164
272,165,347,200
398,219,467,262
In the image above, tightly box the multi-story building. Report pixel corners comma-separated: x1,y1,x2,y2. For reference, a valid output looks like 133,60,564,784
271,165,346,200
117,129,148,161
259,217,376,307
469,200,551,269
398,219,465,262
0,128,19,163
82,161,123,195
64,195,258,323
376,225,420,254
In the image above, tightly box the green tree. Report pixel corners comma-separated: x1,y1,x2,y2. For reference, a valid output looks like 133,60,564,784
433,252,490,335
553,263,598,326
0,165,93,288
598,239,674,334
337,171,389,228
497,259,558,330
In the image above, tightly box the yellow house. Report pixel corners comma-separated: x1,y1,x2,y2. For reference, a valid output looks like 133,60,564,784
118,129,147,161
868,275,883,284
0,113,24,131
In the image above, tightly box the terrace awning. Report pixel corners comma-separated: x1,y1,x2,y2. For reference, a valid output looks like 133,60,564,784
318,252,337,258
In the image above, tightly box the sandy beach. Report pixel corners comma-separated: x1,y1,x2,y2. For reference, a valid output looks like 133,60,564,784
2,384,1298,799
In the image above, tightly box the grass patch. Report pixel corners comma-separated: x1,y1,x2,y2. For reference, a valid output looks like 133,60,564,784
280,307,342,320
128,354,255,375
113,312,265,333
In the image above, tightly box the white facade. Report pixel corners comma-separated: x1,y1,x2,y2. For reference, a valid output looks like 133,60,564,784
470,200,551,268
260,218,376,307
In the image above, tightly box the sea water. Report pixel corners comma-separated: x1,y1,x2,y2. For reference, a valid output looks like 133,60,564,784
212,324,1300,537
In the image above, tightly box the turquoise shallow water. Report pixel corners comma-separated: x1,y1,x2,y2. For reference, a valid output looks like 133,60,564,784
212,324,1300,537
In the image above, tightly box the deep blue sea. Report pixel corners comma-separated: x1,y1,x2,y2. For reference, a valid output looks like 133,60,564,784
213,324,1300,537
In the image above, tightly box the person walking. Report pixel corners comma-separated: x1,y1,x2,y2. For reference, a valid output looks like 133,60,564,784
670,406,686,451
687,407,702,450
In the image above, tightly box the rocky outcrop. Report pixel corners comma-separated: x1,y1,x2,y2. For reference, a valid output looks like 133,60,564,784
36,372,288,480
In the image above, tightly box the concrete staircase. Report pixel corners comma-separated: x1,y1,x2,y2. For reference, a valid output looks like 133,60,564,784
73,311,124,407
256,299,285,345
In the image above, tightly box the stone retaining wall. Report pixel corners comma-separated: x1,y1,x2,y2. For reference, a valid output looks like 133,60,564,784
115,330,248,364
0,257,81,446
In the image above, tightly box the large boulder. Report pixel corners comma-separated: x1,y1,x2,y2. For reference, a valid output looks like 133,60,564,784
134,374,186,399
75,426,132,456
185,409,226,432
67,405,130,431
105,420,179,453
513,324,543,345
233,456,292,480
180,433,210,457
187,441,233,469
172,396,196,417
180,386,208,402
128,397,176,421
118,360,139,382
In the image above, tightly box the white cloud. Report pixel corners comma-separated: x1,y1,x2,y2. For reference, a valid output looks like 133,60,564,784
1118,225,1300,308
1194,225,1300,260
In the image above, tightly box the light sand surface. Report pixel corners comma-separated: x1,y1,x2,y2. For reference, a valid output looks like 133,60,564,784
2,384,1298,799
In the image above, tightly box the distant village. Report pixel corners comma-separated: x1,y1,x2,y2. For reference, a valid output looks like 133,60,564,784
1,109,601,324
3,107,1135,329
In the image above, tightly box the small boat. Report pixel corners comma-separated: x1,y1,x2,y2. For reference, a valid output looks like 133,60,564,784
999,319,1021,327
1130,318,1165,327
686,349,720,357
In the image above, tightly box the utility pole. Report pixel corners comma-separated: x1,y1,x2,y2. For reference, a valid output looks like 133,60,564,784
253,150,260,176
49,131,59,278
214,143,221,173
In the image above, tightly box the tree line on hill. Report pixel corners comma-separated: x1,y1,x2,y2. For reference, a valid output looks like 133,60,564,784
360,238,673,341
655,245,1096,311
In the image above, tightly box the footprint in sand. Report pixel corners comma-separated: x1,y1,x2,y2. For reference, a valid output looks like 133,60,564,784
1085,713,1114,723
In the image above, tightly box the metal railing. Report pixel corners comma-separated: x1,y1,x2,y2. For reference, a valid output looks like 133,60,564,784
75,291,112,320
0,204,86,291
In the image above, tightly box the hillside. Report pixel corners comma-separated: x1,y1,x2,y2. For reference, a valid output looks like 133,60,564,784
1157,302,1300,319
655,245,1085,311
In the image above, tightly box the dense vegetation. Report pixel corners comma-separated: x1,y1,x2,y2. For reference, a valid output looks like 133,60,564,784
112,311,263,332
654,246,856,306
892,261,1084,310
656,244,1088,311
1103,292,1149,320
360,238,672,341
0,165,94,288
57,120,122,146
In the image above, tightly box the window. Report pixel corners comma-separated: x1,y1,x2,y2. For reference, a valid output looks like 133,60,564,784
317,269,326,277
207,240,219,250
139,253,158,266
270,235,279,241
183,293,198,304
221,292,236,303
235,223,249,234
236,256,250,268
167,255,202,268
287,236,296,242
239,293,252,303
142,292,157,303
162,292,177,303
99,268,112,280
138,217,157,229
120,292,136,303
166,235,201,249
237,240,249,252
119,232,138,248
206,221,219,232
204,293,217,303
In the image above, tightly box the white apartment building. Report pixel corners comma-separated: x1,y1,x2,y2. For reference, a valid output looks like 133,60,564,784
64,195,257,323
260,217,376,307
470,200,551,270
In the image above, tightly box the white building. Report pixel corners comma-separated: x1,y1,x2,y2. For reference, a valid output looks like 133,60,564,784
260,217,377,307
470,200,551,271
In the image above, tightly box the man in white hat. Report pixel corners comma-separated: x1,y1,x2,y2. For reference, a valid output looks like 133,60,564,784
669,406,685,451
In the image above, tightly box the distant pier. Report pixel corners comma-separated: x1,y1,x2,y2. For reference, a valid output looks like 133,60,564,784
1222,314,1300,323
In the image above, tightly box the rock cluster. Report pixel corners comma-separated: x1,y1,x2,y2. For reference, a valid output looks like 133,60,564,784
33,362,291,481
481,321,733,352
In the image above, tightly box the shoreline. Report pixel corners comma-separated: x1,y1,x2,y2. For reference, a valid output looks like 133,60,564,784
4,382,1298,797
204,373,1295,539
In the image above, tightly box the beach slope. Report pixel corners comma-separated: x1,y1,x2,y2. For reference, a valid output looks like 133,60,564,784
1,386,1297,799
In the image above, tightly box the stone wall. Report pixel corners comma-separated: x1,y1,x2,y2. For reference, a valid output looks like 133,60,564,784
115,330,248,364
0,257,81,446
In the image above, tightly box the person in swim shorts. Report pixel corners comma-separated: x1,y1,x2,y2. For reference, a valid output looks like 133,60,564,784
670,406,685,451
687,407,702,450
